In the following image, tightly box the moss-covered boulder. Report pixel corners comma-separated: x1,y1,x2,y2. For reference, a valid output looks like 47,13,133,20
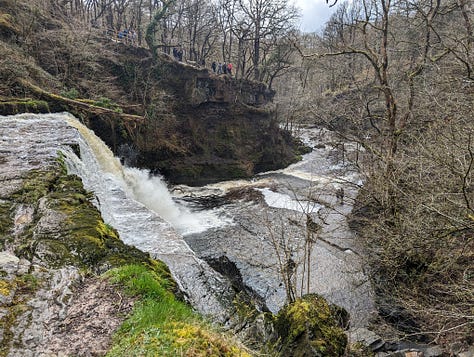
1,163,157,274
274,294,348,357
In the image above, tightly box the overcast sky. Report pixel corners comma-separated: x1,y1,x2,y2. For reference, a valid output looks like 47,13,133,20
292,0,338,33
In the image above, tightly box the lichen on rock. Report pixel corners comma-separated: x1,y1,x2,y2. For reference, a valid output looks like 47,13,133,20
274,294,349,357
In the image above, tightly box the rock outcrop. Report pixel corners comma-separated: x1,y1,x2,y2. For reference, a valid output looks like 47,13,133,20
84,43,306,185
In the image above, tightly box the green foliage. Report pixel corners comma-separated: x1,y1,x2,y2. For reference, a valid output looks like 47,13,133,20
105,264,250,357
61,88,79,99
93,97,123,113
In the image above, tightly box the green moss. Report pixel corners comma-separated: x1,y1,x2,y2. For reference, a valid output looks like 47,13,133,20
233,291,260,322
105,264,250,357
0,279,12,296
0,200,13,247
274,294,348,357
0,99,49,115
0,271,43,355
13,169,58,204
0,12,19,35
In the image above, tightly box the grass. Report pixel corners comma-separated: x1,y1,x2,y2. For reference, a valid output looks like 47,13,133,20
105,264,251,357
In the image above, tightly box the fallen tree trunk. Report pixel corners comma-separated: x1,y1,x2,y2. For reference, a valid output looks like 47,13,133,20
18,79,144,124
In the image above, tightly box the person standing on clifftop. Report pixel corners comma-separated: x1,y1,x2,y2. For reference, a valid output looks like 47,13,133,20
227,63,233,75
211,61,216,73
217,63,222,74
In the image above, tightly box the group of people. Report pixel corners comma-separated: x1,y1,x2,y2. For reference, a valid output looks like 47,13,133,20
211,61,233,76
117,29,137,45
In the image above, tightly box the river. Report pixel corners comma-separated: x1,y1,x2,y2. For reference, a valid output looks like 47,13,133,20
175,126,374,327
1,112,374,329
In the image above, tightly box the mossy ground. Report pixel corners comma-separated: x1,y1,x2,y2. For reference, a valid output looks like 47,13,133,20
105,264,251,357
0,98,49,115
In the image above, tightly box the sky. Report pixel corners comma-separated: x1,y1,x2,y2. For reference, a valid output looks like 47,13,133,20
292,0,338,33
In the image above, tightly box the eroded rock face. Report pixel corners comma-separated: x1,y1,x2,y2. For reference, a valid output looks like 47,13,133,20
0,253,134,357
0,114,151,355
90,45,304,186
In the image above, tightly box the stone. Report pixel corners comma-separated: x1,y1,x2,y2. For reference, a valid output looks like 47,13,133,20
458,346,474,357
405,351,424,357
0,251,20,274
424,345,444,357
17,258,31,275
349,327,385,351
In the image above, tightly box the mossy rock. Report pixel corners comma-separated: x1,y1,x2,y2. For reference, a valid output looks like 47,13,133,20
6,161,174,282
0,99,49,115
0,201,13,248
274,294,348,357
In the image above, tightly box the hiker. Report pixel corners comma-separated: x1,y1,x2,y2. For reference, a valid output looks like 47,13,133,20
336,187,344,205
211,61,216,73
172,47,178,60
129,30,137,45
223,63,227,74
177,48,183,61
217,63,222,74
227,63,233,75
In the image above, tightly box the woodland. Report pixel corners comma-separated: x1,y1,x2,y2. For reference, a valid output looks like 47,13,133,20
0,0,473,353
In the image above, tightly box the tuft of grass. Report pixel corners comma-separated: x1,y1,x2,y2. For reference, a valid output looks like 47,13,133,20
105,264,251,357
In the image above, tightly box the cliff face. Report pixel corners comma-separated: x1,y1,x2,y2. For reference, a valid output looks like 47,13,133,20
85,43,305,185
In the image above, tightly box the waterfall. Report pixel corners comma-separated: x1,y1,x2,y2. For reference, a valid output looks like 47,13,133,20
1,112,374,328
65,116,228,235
60,114,234,322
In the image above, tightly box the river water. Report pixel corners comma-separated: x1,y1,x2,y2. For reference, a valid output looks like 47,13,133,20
1,112,374,328
177,127,374,327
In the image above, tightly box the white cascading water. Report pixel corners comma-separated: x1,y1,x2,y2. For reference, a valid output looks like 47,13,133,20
59,113,234,322
65,116,231,235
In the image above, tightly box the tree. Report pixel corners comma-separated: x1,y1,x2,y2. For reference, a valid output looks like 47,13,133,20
145,0,175,58
279,0,474,343
235,0,299,81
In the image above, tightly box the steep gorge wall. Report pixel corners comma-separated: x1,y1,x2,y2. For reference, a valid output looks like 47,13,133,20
85,43,306,185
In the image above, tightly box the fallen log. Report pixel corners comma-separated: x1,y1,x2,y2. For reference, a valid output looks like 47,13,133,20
18,79,144,124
